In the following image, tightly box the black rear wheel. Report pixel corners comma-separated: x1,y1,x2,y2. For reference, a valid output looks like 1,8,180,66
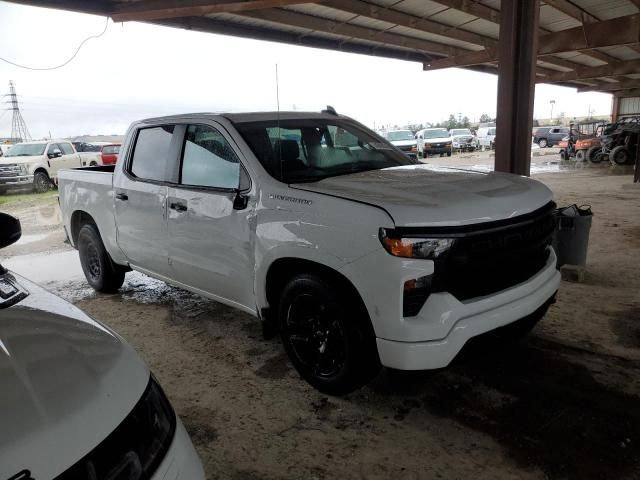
78,224,125,292
575,149,585,162
278,274,380,395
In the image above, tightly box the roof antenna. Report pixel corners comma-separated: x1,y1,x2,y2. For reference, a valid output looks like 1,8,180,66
276,63,282,181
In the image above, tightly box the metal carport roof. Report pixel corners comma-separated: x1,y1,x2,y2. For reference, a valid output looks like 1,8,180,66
7,0,640,94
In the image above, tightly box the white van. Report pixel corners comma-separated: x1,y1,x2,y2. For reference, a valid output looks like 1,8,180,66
476,126,496,150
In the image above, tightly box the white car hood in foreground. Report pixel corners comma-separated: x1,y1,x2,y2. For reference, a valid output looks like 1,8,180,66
293,164,553,227
0,273,149,479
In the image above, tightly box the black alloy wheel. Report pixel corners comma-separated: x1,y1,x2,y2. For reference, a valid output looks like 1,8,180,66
278,274,380,395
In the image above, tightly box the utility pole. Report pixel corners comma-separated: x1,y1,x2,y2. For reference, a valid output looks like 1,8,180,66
6,81,31,142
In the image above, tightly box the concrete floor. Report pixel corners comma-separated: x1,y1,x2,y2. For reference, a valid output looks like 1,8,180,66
1,155,639,479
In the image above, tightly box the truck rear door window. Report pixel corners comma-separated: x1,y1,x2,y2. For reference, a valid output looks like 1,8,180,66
180,125,240,189
130,125,175,182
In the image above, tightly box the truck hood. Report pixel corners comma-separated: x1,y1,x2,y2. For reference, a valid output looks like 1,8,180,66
424,137,451,144
0,155,42,164
389,139,416,147
292,164,553,227
0,273,149,479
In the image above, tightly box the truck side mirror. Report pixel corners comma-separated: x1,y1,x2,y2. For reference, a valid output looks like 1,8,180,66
0,213,21,250
48,149,62,159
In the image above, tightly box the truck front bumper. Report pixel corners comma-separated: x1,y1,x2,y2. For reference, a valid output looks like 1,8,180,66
342,247,560,371
0,175,33,186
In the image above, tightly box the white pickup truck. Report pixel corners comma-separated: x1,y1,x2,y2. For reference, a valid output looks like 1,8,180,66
0,140,101,193
58,110,561,394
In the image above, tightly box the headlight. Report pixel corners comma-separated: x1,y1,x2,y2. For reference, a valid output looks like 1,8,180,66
19,164,29,175
379,228,455,259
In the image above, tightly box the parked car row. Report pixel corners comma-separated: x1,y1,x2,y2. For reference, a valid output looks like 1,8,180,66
385,126,503,158
0,141,121,194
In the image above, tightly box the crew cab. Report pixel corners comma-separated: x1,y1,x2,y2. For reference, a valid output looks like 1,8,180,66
385,130,417,158
448,128,476,152
58,110,560,394
0,213,204,479
0,140,101,193
415,128,452,158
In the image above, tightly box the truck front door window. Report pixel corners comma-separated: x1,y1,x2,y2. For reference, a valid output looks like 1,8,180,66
130,125,175,182
181,125,240,189
59,143,74,155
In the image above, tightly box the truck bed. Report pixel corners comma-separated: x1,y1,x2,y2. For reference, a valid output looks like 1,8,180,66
58,165,119,255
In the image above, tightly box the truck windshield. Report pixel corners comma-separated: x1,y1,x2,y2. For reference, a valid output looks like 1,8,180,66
387,130,414,141
424,129,449,139
4,143,46,157
234,118,417,183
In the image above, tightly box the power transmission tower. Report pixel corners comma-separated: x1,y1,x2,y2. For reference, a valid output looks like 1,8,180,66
6,81,31,142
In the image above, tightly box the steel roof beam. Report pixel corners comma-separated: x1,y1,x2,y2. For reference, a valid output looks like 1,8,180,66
541,59,640,82
110,0,320,23
423,13,640,71
323,0,497,48
577,78,640,92
613,88,640,97
238,8,466,56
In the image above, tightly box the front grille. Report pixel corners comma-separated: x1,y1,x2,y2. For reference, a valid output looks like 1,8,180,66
55,378,176,480
435,203,555,300
397,144,413,151
0,164,20,177
396,202,556,302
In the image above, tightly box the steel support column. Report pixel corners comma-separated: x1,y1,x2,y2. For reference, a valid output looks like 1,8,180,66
495,0,540,176
611,96,620,123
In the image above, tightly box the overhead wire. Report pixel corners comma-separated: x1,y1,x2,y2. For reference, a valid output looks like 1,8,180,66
0,17,109,71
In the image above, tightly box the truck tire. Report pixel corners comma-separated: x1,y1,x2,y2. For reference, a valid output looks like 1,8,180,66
33,171,51,193
78,224,125,293
586,146,601,162
575,149,585,162
538,138,548,148
609,145,632,165
447,151,452,157
278,273,380,395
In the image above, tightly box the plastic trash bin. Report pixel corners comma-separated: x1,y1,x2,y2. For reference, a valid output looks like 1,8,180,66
553,204,593,267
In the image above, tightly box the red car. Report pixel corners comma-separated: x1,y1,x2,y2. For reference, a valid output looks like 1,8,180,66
100,144,121,165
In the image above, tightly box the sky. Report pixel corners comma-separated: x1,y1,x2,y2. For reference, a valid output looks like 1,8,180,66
0,1,613,139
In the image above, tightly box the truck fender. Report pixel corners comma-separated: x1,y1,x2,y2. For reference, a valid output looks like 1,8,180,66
254,245,352,313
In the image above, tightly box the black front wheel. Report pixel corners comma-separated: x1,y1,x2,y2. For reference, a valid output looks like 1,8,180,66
78,224,125,292
33,171,51,193
609,145,632,165
278,274,380,395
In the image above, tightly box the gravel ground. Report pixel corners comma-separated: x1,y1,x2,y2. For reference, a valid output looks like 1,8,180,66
1,154,639,480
